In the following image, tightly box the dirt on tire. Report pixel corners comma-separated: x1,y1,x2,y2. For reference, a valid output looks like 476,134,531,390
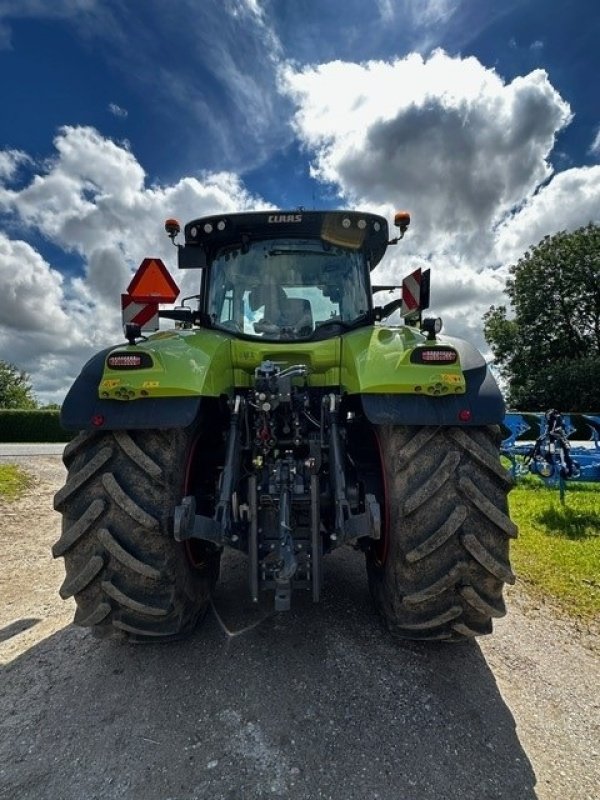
368,425,516,641
53,429,215,640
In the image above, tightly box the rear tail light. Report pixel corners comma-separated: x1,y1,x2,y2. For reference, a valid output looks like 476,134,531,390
411,347,458,364
106,352,153,369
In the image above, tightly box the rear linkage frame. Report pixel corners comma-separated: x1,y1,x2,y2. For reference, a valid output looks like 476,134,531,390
174,360,380,610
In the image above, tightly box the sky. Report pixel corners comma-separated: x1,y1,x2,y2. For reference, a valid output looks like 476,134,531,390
0,0,599,404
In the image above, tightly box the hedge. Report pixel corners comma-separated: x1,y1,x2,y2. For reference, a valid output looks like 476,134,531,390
0,410,73,442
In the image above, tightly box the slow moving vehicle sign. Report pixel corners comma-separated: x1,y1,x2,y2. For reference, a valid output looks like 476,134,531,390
127,258,180,303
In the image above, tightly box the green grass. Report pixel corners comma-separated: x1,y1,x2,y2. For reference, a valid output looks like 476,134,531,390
0,464,33,501
509,479,600,619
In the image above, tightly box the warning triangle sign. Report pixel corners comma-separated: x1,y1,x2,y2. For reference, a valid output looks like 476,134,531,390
127,258,180,303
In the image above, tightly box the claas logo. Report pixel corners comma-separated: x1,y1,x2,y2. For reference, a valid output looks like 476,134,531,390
267,214,302,223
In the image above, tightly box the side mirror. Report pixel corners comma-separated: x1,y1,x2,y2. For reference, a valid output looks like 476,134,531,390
178,245,208,269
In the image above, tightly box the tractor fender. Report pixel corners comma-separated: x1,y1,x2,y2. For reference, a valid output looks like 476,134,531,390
60,347,203,431
360,362,505,426
436,335,486,370
342,328,504,424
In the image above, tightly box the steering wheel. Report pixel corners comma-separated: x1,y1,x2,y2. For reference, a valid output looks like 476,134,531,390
253,319,281,335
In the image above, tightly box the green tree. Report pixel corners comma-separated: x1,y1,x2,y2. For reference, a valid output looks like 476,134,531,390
484,223,600,410
0,360,38,409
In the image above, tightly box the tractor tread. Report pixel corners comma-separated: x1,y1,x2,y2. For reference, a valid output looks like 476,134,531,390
403,563,466,604
53,429,214,641
63,431,98,469
52,499,105,557
114,431,163,480
74,601,111,627
97,528,162,578
405,505,467,563
367,425,516,642
101,580,171,617
403,450,460,514
460,584,506,618
458,475,518,537
462,532,516,584
393,605,463,630
102,472,158,528
452,618,493,637
59,554,104,599
448,427,514,486
396,426,439,468
53,447,112,510
112,619,183,638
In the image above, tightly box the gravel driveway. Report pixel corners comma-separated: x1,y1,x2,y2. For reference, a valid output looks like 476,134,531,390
0,456,598,800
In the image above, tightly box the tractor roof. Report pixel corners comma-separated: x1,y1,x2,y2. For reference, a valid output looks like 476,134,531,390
183,210,390,270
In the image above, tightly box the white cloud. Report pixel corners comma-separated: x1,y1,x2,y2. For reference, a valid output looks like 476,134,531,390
108,102,128,118
495,165,600,263
0,233,97,405
0,126,267,403
280,51,600,356
398,0,460,52
282,51,572,260
376,0,395,22
0,149,31,182
589,127,600,157
407,0,458,27
0,234,71,334
232,0,282,57
0,127,263,262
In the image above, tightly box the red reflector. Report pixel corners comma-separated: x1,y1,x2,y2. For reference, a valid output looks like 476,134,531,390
458,409,472,422
108,354,142,368
421,350,457,362
92,414,105,427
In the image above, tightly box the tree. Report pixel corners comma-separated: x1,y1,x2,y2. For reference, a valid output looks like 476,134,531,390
0,360,38,409
484,223,600,410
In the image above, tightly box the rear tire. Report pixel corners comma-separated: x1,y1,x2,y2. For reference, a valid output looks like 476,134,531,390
367,425,517,642
53,428,218,641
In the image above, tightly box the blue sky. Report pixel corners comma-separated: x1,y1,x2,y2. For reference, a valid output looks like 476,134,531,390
0,0,599,402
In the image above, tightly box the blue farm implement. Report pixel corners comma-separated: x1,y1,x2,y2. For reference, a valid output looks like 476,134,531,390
502,412,600,492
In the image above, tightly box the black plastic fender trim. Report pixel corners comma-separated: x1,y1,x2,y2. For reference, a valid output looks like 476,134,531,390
436,335,487,371
360,365,505,426
60,347,202,431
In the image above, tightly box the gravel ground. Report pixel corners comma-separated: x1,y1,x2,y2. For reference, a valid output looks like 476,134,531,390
0,455,598,800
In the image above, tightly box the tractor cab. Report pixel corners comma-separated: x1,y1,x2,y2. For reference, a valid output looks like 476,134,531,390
169,210,393,341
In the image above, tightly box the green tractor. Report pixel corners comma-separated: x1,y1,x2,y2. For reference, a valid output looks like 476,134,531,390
53,209,517,643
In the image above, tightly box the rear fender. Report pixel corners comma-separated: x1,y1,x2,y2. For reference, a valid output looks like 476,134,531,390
61,329,234,432
360,363,505,426
353,333,505,426
60,347,203,431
